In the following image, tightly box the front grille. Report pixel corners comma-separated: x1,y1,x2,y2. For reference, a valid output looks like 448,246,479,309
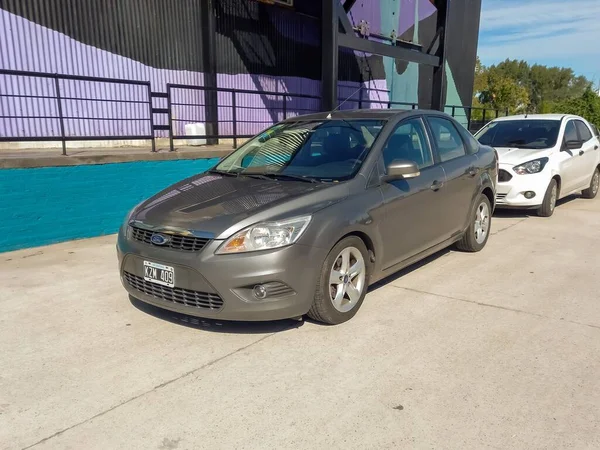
124,271,224,310
130,226,210,252
498,169,513,182
496,193,508,203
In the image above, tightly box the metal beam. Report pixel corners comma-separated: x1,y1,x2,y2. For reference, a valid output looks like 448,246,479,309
342,0,357,13
430,0,449,110
337,3,353,33
338,33,440,67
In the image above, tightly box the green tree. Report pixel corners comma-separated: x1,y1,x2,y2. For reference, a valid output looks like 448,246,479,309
479,72,529,114
550,88,600,126
473,59,593,114
473,56,488,96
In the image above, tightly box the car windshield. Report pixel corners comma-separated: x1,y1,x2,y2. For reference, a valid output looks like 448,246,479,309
476,119,561,149
213,119,386,181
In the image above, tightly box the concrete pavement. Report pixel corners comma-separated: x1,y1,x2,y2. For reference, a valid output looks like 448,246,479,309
1,196,599,449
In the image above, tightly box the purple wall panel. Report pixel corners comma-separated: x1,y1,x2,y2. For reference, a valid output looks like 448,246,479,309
347,0,435,35
0,8,328,141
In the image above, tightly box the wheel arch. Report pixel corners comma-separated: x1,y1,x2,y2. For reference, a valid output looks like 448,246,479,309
334,231,377,275
481,186,495,210
552,174,562,195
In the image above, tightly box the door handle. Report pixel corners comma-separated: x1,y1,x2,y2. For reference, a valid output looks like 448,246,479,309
579,150,585,156
468,168,478,177
430,181,444,191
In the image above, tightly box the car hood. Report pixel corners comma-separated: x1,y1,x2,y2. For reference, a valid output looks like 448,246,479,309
130,173,348,239
495,147,554,166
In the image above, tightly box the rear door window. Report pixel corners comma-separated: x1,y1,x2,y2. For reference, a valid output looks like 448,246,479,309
575,120,593,142
426,117,466,162
564,121,578,143
456,125,480,155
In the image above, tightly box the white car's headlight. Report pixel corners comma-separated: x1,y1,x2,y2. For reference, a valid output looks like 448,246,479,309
216,215,312,254
513,157,549,175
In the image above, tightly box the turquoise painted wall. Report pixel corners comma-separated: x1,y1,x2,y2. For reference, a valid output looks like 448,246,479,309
0,159,219,253
381,0,420,107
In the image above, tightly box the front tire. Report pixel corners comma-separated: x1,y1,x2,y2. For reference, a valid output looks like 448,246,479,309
582,168,599,199
456,194,491,252
307,236,369,325
537,179,558,217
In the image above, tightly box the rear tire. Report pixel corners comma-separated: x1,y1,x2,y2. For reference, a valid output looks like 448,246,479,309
537,179,558,217
582,168,599,199
456,194,491,253
307,236,369,325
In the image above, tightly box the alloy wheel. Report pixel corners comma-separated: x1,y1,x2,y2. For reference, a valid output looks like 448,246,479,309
474,201,490,244
329,247,366,313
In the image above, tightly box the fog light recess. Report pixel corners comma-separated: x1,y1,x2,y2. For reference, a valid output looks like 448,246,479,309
523,191,536,199
251,282,295,300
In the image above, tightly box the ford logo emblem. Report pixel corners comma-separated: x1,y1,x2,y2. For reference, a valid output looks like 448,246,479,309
150,233,170,246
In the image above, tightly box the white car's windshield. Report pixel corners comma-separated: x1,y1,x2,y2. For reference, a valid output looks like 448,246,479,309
213,119,386,182
476,120,561,149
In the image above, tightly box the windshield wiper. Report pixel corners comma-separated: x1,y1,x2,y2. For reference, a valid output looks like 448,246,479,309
502,144,544,149
208,169,240,177
260,173,320,183
241,173,272,180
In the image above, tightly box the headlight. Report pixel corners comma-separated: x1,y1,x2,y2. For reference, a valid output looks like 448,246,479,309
216,215,312,254
513,157,549,175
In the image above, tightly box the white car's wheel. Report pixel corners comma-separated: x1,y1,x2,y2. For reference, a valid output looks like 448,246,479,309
537,179,558,217
582,168,600,199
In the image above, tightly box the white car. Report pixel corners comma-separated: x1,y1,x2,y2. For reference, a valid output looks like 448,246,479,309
475,114,600,216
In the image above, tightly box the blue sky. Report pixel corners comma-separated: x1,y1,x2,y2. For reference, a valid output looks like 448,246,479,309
478,0,600,83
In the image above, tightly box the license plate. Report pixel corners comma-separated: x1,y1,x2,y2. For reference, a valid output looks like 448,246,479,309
143,261,175,288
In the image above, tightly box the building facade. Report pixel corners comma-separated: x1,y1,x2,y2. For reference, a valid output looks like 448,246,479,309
0,0,482,142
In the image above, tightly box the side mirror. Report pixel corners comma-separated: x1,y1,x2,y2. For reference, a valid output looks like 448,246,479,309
383,159,420,181
565,140,583,150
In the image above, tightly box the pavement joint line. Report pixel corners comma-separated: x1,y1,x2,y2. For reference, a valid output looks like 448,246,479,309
390,285,600,331
490,217,527,235
21,332,278,450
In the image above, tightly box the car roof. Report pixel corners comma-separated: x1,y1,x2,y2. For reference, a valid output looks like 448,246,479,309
491,114,582,122
281,108,448,122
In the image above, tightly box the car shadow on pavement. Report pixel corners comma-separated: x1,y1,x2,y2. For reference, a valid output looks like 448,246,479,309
129,296,304,334
493,209,532,218
493,194,580,218
368,247,452,292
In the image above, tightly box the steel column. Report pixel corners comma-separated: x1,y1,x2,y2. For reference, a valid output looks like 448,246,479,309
201,0,219,144
431,1,449,111
321,0,338,111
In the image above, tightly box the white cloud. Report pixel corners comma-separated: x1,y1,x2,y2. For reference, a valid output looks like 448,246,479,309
478,0,600,75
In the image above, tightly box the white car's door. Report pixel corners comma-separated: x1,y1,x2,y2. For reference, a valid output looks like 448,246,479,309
574,120,600,188
558,120,584,194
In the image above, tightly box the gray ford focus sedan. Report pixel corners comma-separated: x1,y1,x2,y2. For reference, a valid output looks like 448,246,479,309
117,110,497,324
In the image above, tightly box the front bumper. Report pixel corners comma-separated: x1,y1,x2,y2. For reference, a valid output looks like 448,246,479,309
495,165,551,208
117,226,328,321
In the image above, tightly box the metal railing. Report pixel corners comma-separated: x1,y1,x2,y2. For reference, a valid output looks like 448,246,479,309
166,83,321,151
0,69,156,155
1,70,509,154
448,105,510,133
